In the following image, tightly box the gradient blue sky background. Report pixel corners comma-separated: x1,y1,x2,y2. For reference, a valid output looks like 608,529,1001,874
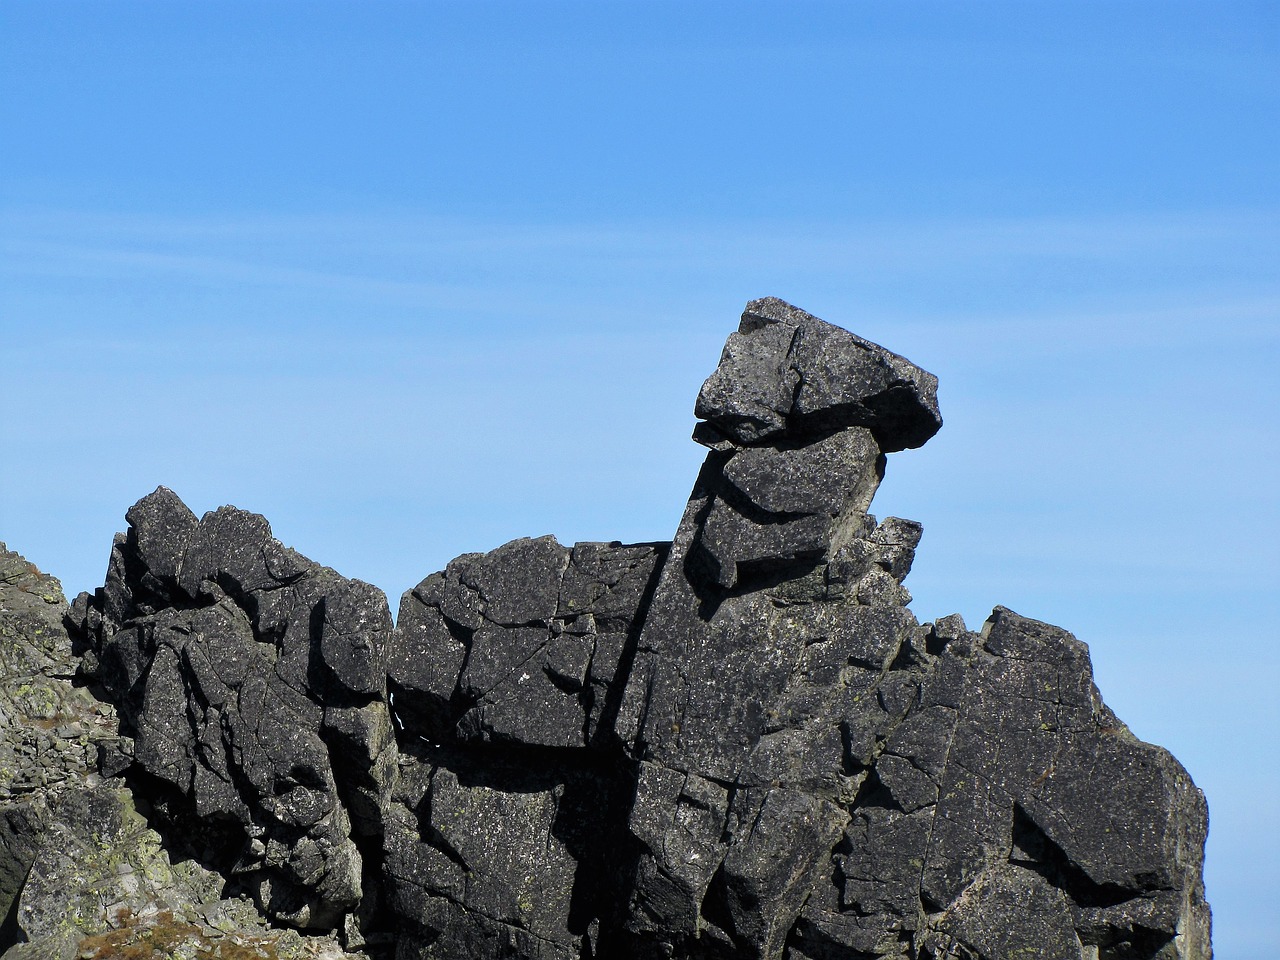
2,2,1276,954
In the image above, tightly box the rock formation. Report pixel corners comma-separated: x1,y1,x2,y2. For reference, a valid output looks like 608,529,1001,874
0,543,364,960
0,297,1211,960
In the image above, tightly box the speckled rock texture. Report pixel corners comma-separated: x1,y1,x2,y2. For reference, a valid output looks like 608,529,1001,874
1,297,1211,960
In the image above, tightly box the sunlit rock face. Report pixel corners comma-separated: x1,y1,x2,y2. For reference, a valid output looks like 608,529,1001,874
3,297,1209,960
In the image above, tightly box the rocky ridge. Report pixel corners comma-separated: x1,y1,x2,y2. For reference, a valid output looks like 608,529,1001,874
0,298,1210,960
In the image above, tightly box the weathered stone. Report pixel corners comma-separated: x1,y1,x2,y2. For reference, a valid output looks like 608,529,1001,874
4,785,367,959
691,428,885,590
695,297,942,451
123,485,198,589
1,296,1208,960
0,544,124,943
813,607,1212,960
0,545,364,960
68,489,396,933
389,537,665,750
383,536,664,956
383,745,640,960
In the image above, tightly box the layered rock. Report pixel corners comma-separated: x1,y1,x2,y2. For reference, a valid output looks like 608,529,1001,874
390,536,666,750
607,298,1208,959
0,296,1211,960
614,297,939,956
694,297,941,451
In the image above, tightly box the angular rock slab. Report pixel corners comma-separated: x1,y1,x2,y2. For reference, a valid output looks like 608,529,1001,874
390,536,666,750
385,536,666,958
70,487,397,931
694,297,942,451
0,544,367,960
692,428,886,590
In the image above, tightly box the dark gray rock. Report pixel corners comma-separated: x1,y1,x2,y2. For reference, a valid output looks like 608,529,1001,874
694,297,942,451
389,536,665,750
609,300,1206,960
607,302,950,958
0,544,363,960
383,748,638,960
69,489,397,933
383,536,665,957
614,466,928,957
692,428,885,590
9,296,1206,960
797,607,1212,960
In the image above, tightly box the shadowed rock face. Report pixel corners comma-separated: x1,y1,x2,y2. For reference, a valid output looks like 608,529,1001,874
69,490,397,931
2,297,1210,960
0,545,366,960
389,537,666,751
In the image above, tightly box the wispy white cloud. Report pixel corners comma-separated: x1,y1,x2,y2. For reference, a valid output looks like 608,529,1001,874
4,206,1276,343
7,204,1275,265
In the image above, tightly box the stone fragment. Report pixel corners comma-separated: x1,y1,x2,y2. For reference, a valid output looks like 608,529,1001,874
702,787,848,960
695,297,942,451
625,764,731,938
123,484,198,588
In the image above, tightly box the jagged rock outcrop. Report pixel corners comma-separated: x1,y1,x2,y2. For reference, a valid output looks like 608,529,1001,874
0,545,365,960
389,536,666,751
0,297,1211,960
1,542,122,953
613,298,938,957
69,489,399,934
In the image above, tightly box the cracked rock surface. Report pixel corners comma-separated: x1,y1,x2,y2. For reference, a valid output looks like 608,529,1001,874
0,297,1210,960
0,545,365,960
69,489,398,934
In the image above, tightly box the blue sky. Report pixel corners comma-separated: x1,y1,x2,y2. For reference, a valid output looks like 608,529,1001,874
2,1,1276,954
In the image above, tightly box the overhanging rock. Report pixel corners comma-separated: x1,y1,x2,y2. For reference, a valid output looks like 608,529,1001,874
38,297,1210,960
